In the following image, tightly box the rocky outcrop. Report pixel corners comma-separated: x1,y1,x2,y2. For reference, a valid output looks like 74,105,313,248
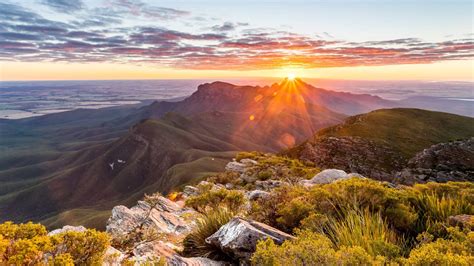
105,195,226,264
206,217,294,262
225,159,258,173
296,136,406,181
397,138,474,184
106,196,194,240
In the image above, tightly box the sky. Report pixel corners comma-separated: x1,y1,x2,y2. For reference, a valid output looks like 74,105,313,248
0,0,473,81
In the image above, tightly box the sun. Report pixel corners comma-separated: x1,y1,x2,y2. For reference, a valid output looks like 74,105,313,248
287,73,296,80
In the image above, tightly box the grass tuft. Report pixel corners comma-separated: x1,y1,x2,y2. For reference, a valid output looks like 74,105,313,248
182,209,233,260
323,208,402,258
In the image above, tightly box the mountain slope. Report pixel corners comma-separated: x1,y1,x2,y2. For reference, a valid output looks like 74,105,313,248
288,108,474,180
0,79,399,228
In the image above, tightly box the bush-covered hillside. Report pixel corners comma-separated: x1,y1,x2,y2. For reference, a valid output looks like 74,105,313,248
1,152,472,265
181,152,474,265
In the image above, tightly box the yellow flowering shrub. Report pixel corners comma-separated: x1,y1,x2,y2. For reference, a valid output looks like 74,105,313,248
0,221,110,265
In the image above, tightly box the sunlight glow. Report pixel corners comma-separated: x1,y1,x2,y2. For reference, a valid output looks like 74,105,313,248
287,73,296,80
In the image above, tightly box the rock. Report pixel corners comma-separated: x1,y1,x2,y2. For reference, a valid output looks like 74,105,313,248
448,214,473,230
131,240,224,266
246,190,271,200
296,136,405,181
103,246,125,265
240,158,258,166
48,225,86,236
183,185,199,197
106,196,194,240
346,173,365,179
225,161,247,173
255,179,288,190
397,138,474,184
308,169,348,184
206,217,294,262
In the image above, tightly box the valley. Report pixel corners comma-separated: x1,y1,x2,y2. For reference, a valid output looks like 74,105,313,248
0,79,473,230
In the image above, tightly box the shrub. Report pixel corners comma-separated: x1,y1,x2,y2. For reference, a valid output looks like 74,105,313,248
324,178,418,231
413,191,473,233
51,253,74,265
250,178,418,233
249,185,311,231
185,187,247,214
50,229,110,265
403,227,473,265
251,230,336,265
251,230,378,265
0,222,52,265
299,213,329,232
323,208,401,258
182,209,233,260
235,151,261,162
0,221,110,265
334,246,375,266
256,170,273,180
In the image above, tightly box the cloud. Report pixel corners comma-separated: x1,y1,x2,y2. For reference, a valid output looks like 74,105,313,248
40,0,84,13
105,0,189,20
0,2,472,70
211,22,248,32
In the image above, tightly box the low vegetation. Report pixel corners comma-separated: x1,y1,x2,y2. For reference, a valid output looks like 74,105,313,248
182,209,233,260
208,152,319,189
2,150,473,265
0,221,110,265
182,152,474,265
185,183,247,214
248,179,473,264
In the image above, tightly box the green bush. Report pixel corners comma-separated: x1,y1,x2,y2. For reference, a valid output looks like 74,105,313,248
323,208,401,258
251,230,378,265
185,187,247,214
182,209,233,260
256,170,273,180
250,178,418,233
413,191,473,233
403,227,473,265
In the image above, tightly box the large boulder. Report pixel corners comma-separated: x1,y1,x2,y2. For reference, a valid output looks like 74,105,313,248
307,169,348,184
206,217,294,262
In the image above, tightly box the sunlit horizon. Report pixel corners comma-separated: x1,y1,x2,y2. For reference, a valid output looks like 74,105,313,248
1,1,473,82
